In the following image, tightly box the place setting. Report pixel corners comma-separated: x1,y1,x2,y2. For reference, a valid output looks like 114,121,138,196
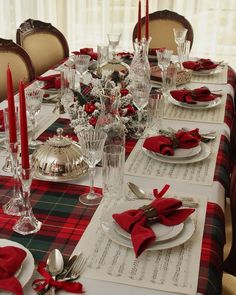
100,187,196,256
167,86,222,110
182,58,225,76
141,128,212,164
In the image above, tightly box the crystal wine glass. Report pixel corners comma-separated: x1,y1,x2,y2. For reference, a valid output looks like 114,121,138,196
77,129,107,206
25,88,44,148
156,49,173,91
173,28,188,66
75,54,91,83
173,28,188,46
107,33,121,62
60,68,75,112
13,165,42,235
130,80,151,138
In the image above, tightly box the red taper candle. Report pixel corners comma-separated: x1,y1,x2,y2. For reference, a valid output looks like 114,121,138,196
7,65,17,144
145,0,149,39
137,0,141,41
19,81,30,169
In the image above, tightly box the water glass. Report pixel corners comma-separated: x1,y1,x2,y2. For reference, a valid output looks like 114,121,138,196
173,28,188,45
147,91,164,133
102,145,125,200
97,44,109,66
75,54,91,77
107,32,121,61
60,68,75,110
177,40,190,64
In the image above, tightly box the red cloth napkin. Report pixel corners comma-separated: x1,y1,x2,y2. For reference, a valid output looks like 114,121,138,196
0,110,4,131
72,48,97,60
170,87,220,104
37,74,61,89
183,58,218,71
143,128,201,156
113,187,195,257
0,246,27,295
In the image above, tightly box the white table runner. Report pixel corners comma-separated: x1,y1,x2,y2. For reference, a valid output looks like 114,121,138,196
163,92,227,123
73,193,207,295
191,65,228,84
124,135,220,186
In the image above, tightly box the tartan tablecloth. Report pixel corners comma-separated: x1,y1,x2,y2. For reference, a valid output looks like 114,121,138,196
0,176,224,295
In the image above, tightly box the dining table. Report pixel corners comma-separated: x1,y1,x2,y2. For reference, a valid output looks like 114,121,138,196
0,54,235,295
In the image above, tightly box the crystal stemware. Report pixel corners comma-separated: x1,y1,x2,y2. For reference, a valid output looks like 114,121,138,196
173,28,188,46
13,166,42,235
60,68,75,112
77,129,107,206
173,28,188,66
156,49,173,91
25,88,44,148
130,80,151,138
107,33,121,63
75,54,91,83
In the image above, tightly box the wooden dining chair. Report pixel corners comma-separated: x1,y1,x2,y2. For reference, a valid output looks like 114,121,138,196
223,165,236,276
132,9,194,54
0,38,35,102
16,19,69,76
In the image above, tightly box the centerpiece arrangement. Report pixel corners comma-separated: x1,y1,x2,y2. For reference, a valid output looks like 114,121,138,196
69,69,147,137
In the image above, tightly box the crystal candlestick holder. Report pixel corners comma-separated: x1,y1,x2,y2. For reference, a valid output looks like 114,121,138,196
2,142,23,215
13,167,42,235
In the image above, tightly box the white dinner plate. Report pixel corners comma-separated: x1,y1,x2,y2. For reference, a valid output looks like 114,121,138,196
111,202,184,242
191,65,223,76
142,142,211,164
148,143,202,160
168,94,222,110
101,200,195,251
0,239,34,294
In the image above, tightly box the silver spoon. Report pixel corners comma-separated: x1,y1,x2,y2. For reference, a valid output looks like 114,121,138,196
45,249,64,295
127,182,198,208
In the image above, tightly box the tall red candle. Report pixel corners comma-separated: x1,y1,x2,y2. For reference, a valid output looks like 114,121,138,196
137,0,141,41
145,0,149,39
7,66,17,144
19,81,30,169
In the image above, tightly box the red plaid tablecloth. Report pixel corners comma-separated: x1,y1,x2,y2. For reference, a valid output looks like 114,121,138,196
0,176,224,295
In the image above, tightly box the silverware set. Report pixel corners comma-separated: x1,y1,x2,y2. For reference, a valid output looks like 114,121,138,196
44,249,87,295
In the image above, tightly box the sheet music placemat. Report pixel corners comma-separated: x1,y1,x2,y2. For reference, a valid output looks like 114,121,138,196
124,135,220,186
73,192,207,295
191,65,228,84
163,92,226,123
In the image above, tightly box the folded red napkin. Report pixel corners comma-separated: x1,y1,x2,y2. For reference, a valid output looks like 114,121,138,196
72,48,97,60
170,87,220,104
0,110,4,131
37,74,61,89
113,186,195,257
143,128,201,156
0,246,27,295
183,58,218,71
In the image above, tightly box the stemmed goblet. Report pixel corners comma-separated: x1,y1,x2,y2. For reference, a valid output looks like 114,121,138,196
130,80,151,138
156,49,173,92
25,88,44,148
75,54,91,84
77,129,107,206
173,28,188,66
107,33,121,63
13,165,42,235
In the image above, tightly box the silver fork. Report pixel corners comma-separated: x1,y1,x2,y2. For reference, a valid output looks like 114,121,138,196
61,254,87,281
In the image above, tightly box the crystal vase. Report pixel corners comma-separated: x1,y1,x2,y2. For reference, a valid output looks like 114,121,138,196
95,89,126,147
